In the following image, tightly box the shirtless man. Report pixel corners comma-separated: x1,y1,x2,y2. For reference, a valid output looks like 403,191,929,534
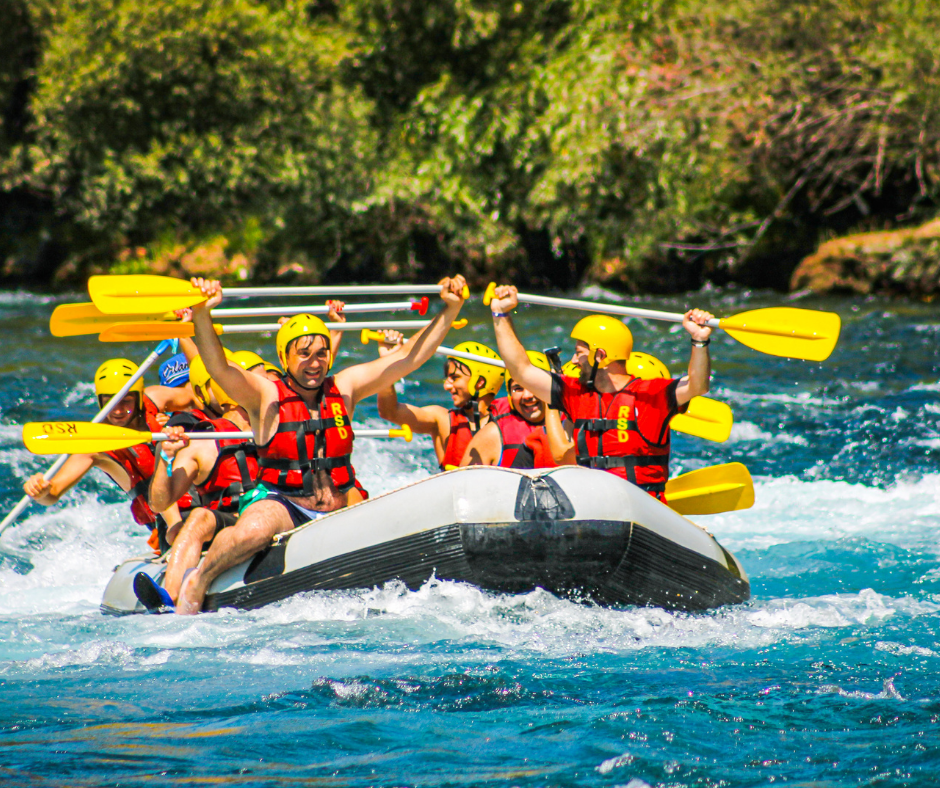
175,275,468,614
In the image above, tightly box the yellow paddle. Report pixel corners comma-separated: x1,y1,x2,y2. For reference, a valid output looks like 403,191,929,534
671,397,733,443
482,282,840,361
50,302,174,337
665,462,754,516
50,298,432,337
97,319,468,342
23,422,413,455
88,274,470,314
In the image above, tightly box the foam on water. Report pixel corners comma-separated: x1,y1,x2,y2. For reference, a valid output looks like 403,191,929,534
708,473,940,552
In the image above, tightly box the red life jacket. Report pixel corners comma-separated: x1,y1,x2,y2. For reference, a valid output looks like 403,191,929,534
256,376,359,496
440,409,473,470
195,417,259,513
568,378,672,500
105,394,163,526
439,397,507,470
493,409,543,469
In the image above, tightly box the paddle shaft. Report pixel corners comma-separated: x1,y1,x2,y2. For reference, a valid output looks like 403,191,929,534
0,339,173,536
510,292,717,328
217,320,440,333
213,299,427,319
224,284,446,297
151,429,399,442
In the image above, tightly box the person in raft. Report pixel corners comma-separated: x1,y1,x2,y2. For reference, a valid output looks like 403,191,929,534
486,284,714,501
174,275,469,614
459,351,558,469
135,353,260,610
376,337,505,471
23,359,188,551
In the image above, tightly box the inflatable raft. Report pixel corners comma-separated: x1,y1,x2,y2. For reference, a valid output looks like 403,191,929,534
101,465,749,614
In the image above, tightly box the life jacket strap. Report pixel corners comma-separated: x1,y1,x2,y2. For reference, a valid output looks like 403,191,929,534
574,417,637,432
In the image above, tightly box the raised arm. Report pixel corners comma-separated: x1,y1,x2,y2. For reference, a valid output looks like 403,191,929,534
189,278,276,417
488,285,553,404
337,276,468,406
544,408,575,465
327,300,346,356
374,330,451,438
674,308,713,406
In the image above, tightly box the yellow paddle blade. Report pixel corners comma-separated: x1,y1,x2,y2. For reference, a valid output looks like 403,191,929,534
98,322,224,342
719,307,840,361
89,274,206,314
23,422,153,455
50,302,175,337
665,462,754,516
670,397,733,443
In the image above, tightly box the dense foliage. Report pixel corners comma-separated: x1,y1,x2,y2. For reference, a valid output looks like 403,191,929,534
1,0,938,290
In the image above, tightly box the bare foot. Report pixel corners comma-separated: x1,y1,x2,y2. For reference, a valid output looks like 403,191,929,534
175,568,204,615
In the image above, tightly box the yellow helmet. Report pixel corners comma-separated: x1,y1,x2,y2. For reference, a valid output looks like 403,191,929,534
448,342,503,397
232,350,266,372
276,314,332,370
561,361,580,378
189,349,237,411
504,350,551,387
627,352,671,380
570,315,633,368
94,359,144,398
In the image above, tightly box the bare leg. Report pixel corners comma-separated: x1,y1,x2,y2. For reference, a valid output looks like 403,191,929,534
176,499,294,615
164,508,217,602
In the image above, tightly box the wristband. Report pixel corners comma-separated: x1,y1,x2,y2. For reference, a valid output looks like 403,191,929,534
491,311,511,318
160,449,174,474
691,338,711,348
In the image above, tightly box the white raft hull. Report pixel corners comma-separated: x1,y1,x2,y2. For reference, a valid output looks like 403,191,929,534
101,466,750,614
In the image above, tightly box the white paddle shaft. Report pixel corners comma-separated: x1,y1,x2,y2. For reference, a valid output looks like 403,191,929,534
437,346,506,370
219,320,436,334
225,284,443,297
513,292,720,328
214,300,422,318
155,429,398,442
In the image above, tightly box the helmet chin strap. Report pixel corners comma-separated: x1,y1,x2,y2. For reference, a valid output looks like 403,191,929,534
285,368,323,392
465,376,484,432
584,358,600,392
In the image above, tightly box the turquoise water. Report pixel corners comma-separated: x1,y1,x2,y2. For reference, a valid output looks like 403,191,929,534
1,287,938,786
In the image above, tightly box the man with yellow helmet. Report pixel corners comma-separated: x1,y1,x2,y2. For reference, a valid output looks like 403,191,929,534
459,351,556,469
487,285,714,501
376,336,505,470
23,358,187,550
137,352,260,610
174,275,469,614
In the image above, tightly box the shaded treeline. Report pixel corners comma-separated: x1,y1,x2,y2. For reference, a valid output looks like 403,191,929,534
0,0,938,291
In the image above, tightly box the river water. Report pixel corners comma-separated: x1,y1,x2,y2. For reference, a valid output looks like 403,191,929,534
0,286,938,786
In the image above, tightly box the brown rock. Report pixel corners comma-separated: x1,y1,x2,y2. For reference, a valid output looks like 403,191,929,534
790,218,940,297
